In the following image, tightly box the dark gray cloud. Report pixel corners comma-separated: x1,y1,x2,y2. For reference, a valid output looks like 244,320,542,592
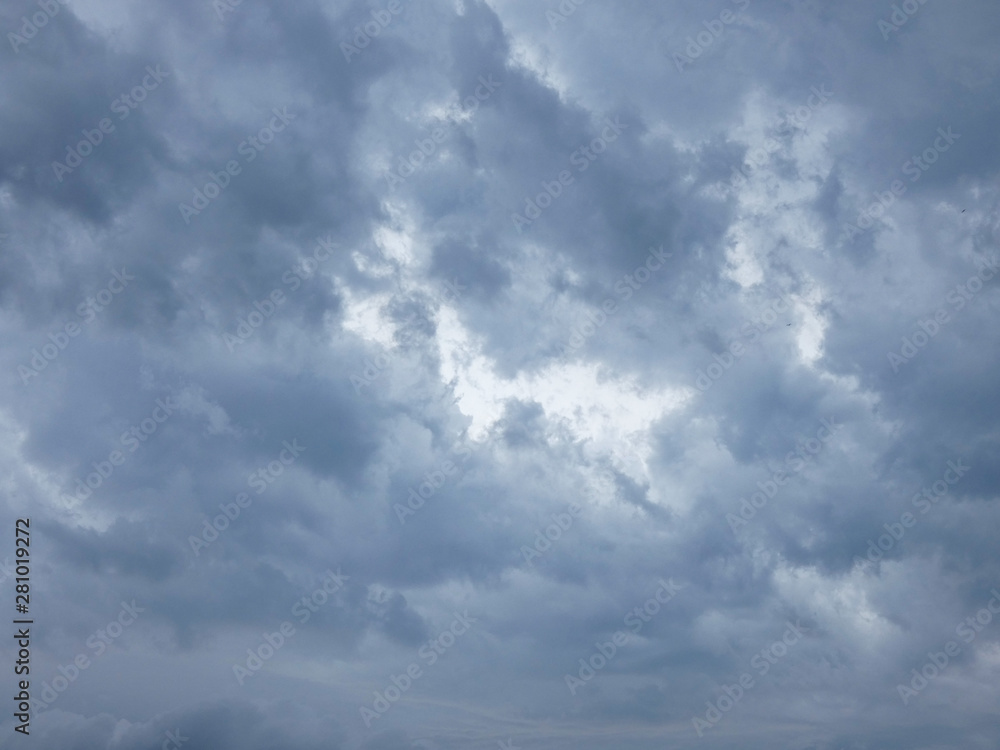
1,0,999,747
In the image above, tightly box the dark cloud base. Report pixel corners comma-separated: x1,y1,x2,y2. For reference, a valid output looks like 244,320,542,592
1,0,1000,748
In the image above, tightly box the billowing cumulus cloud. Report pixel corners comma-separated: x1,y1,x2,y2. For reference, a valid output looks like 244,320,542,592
1,0,999,747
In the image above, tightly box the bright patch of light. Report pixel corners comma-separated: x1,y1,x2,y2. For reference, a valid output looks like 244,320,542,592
724,227,766,288
793,282,827,364
340,289,397,349
434,304,692,453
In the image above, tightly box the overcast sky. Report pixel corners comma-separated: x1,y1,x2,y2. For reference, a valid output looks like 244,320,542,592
1,0,1000,748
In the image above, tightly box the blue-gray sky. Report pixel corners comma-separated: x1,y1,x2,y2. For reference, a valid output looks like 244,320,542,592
2,0,1000,748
